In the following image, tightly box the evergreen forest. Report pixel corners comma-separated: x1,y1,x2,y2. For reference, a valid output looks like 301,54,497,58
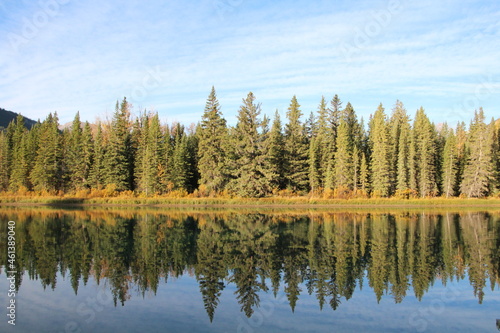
1,87,499,199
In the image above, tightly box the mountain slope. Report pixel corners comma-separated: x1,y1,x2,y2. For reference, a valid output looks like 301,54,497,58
0,108,37,130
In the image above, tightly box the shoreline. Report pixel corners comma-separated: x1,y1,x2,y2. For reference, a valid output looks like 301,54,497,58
1,196,500,209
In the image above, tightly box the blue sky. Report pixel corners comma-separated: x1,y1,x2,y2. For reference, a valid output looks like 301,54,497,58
0,0,499,126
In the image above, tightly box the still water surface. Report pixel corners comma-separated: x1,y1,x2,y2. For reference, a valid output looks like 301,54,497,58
1,208,499,332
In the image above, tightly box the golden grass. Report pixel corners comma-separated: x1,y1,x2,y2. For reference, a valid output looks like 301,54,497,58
1,190,500,208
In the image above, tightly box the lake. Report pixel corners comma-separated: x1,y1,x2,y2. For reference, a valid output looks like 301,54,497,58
1,207,499,332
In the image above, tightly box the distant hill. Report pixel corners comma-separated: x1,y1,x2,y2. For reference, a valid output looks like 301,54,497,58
0,108,37,130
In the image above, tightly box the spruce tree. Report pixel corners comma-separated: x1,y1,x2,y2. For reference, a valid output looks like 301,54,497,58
411,107,438,197
283,96,309,192
30,113,62,192
198,87,228,194
396,121,411,195
454,122,468,195
230,92,270,197
171,126,191,191
323,95,342,189
460,109,495,197
309,96,333,191
263,110,285,192
67,112,85,190
135,112,152,194
0,131,9,190
185,127,199,192
9,115,30,191
441,128,458,197
333,120,353,190
360,152,370,192
369,104,391,197
81,122,94,188
389,101,410,195
328,94,342,146
89,123,105,189
104,98,132,191
308,135,321,192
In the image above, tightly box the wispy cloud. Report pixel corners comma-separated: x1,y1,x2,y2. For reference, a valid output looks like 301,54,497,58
0,0,498,125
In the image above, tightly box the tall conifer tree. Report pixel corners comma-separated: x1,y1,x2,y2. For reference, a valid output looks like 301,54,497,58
369,104,391,197
230,92,271,197
283,96,309,192
198,87,228,194
441,127,458,197
104,98,132,191
460,109,495,197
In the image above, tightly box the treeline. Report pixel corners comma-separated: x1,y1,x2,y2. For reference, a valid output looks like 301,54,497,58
0,87,498,198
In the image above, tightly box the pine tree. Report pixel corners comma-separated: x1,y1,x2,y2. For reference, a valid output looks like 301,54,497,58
323,95,342,189
494,120,500,190
8,115,30,191
352,144,361,190
283,96,309,192
230,92,271,197
360,152,370,192
389,101,410,195
30,113,62,192
454,122,468,195
328,94,342,147
89,123,105,189
104,98,132,191
333,120,353,190
411,107,438,197
185,127,199,192
135,112,152,194
171,126,191,191
135,112,166,195
81,122,94,188
67,112,86,190
0,131,9,190
308,135,321,192
309,96,331,191
460,109,495,197
263,110,285,192
396,120,411,195
198,87,228,194
369,104,391,197
441,127,458,197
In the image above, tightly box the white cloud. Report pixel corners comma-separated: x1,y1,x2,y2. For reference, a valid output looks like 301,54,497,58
0,0,498,125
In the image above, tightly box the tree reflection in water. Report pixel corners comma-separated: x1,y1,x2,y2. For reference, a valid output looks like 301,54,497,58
1,209,499,321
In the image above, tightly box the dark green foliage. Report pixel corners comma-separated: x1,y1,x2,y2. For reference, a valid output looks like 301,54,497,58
66,112,86,190
369,104,391,197
460,109,496,197
171,125,191,191
8,114,30,191
198,87,228,194
396,117,411,194
263,110,285,192
283,96,309,193
229,92,271,197
30,113,62,192
104,98,133,191
389,101,410,195
0,94,499,199
0,131,9,190
135,112,166,195
410,108,438,197
89,123,105,189
334,121,353,189
441,127,458,197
